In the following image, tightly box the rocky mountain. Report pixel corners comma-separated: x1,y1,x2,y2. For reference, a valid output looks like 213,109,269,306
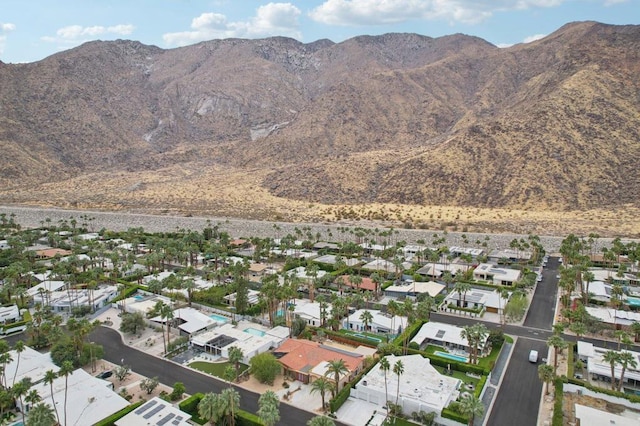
0,21,639,215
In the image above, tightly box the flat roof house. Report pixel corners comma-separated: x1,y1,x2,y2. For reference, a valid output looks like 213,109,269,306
578,341,640,388
473,263,521,286
411,321,488,356
350,354,461,415
384,281,445,299
116,397,190,425
344,309,408,335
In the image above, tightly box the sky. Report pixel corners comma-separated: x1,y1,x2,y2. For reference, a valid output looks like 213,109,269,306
0,0,638,63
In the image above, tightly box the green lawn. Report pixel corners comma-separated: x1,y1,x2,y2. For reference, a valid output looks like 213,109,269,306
432,365,480,387
188,361,248,378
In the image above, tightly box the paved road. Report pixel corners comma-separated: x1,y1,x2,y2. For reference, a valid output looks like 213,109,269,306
487,338,547,426
89,327,344,426
523,257,560,330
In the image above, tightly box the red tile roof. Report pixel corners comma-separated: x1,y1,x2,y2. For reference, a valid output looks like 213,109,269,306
276,339,363,373
339,275,376,292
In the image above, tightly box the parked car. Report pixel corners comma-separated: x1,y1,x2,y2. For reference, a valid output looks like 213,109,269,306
529,350,539,363
96,370,113,379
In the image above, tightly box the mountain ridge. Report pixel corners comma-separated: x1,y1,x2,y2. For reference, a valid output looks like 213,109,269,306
0,21,639,218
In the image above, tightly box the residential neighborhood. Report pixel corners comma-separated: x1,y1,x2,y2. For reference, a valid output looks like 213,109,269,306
0,212,639,426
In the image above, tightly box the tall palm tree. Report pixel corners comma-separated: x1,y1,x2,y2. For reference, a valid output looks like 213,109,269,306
257,390,280,426
325,359,349,397
43,370,60,425
459,394,484,426
379,357,390,420
60,360,74,426
310,377,334,413
197,392,219,426
220,387,240,426
228,347,244,383
547,335,567,376
602,351,620,391
617,351,638,392
538,364,554,395
393,359,404,408
11,341,25,387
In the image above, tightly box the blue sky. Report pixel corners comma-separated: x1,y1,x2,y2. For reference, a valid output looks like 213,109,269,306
1,0,637,63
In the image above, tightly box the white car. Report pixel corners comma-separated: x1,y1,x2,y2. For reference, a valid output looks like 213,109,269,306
529,350,539,363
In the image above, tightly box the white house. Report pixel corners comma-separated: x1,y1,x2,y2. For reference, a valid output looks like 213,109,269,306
411,322,488,356
415,262,468,279
150,307,219,336
577,341,640,388
350,354,461,415
288,266,327,282
223,289,261,307
292,300,333,327
585,306,640,328
343,309,408,335
473,263,521,286
383,281,445,299
441,287,508,314
574,404,638,426
43,285,119,313
0,304,20,324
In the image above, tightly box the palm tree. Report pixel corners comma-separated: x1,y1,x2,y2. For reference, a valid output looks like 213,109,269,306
26,402,56,426
24,389,41,413
228,347,244,383
538,364,554,395
393,359,404,408
198,392,219,425
617,351,638,392
43,370,60,425
220,387,240,426
379,357,390,420
459,394,484,426
307,415,336,426
257,390,280,426
310,377,334,412
631,321,640,342
159,303,174,349
325,359,349,397
453,281,472,308
60,360,74,426
12,377,32,424
12,340,25,386
547,334,567,376
359,310,373,332
602,350,620,391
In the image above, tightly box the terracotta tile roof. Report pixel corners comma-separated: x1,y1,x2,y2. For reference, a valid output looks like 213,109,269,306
35,248,72,258
276,339,363,373
339,275,376,292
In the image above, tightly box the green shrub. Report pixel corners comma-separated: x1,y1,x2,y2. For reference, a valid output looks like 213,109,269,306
475,375,488,398
236,410,264,426
179,392,204,414
552,378,563,426
441,405,468,424
94,401,145,426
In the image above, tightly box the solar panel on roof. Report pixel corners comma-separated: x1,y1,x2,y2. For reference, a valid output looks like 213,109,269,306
135,399,157,414
435,330,446,339
156,413,175,426
143,404,165,419
172,416,184,425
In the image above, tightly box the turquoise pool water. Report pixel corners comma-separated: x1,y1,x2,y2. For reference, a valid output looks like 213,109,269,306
627,297,640,307
244,328,266,337
209,313,229,323
348,332,382,343
133,295,144,301
434,351,468,363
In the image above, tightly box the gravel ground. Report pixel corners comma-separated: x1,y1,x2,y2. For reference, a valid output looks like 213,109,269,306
0,204,617,253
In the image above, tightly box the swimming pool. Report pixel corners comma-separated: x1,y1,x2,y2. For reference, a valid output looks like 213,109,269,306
209,313,229,323
627,297,640,307
434,351,468,363
348,332,382,343
244,328,266,337
133,295,144,301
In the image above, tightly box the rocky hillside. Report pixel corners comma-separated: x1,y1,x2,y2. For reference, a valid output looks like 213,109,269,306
0,21,638,213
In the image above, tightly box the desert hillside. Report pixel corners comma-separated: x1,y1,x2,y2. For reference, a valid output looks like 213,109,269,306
0,21,639,234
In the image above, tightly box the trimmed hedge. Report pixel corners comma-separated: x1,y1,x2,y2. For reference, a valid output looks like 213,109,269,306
565,377,640,403
566,342,575,379
392,320,425,347
237,411,263,426
427,353,487,376
178,392,204,414
552,378,563,426
94,400,145,426
475,375,488,398
441,406,468,424
178,392,264,425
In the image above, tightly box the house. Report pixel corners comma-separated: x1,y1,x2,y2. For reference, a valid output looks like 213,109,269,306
313,242,340,251
350,354,461,415
292,300,332,327
589,268,639,286
313,254,360,268
410,322,489,356
150,307,219,336
337,275,376,293
44,285,119,313
441,287,507,314
473,263,521,286
383,281,445,299
361,259,410,274
449,246,484,258
574,404,638,426
0,304,20,324
4,346,59,385
585,306,640,328
577,341,640,388
583,281,611,303
275,339,364,388
34,248,72,259
248,262,268,278
288,266,327,282
343,309,408,335
488,248,531,263
223,289,261,307
415,262,468,279
190,323,288,364
24,368,129,425
116,397,190,425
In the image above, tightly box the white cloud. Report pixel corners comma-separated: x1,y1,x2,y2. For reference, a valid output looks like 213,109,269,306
163,2,302,47
523,33,546,43
0,23,16,56
309,0,567,26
